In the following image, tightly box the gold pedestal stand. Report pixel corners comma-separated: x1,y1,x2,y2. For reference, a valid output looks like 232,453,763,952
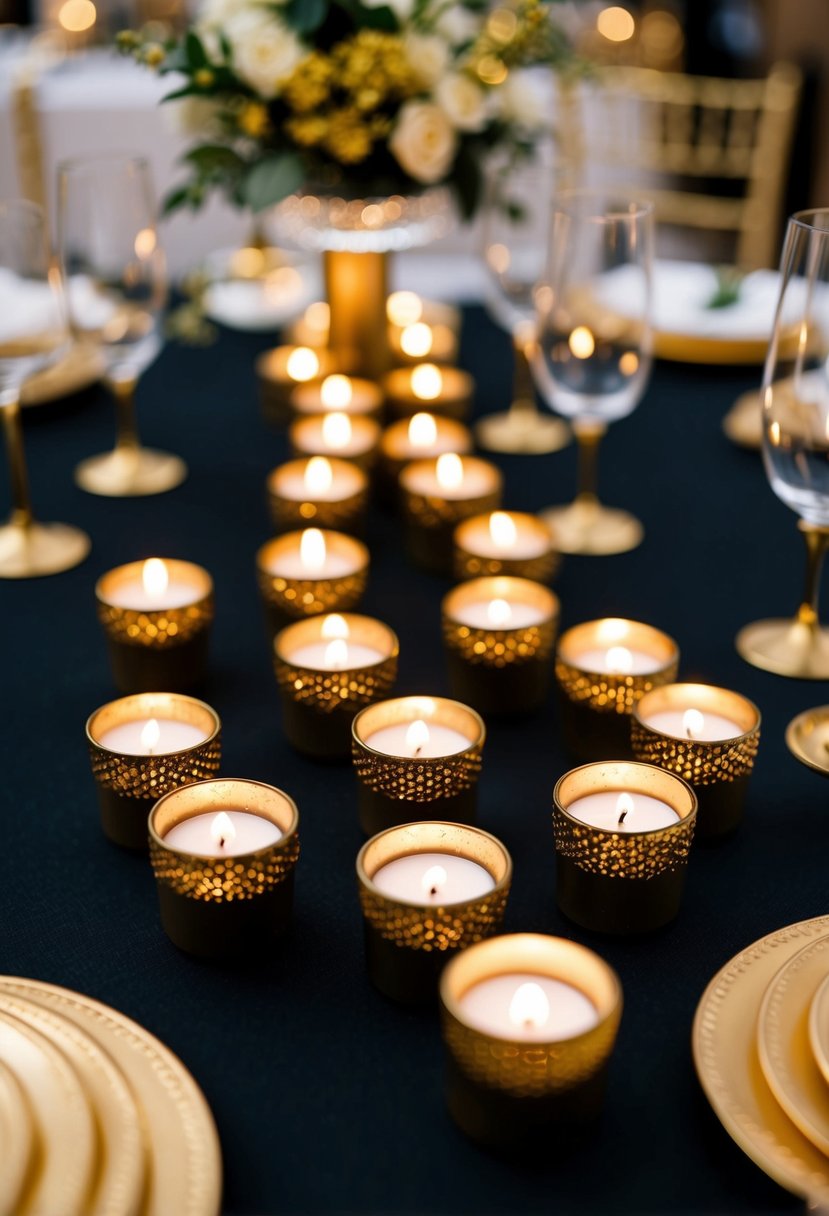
324,251,390,382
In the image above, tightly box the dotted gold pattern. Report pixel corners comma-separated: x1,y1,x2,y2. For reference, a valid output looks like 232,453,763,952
97,594,214,650
150,834,300,903
274,655,397,714
257,567,367,620
403,490,501,534
352,743,483,802
359,884,509,953
89,735,221,800
555,656,678,716
630,720,760,786
268,487,368,534
552,805,695,879
453,547,560,585
442,617,556,670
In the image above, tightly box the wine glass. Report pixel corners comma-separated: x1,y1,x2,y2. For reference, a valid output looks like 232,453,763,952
532,190,654,554
475,159,570,455
57,155,186,496
0,199,90,578
736,208,829,678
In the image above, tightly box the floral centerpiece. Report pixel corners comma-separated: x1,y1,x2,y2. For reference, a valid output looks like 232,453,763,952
119,0,574,221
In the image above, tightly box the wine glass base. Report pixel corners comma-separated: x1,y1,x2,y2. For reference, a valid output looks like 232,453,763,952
75,448,187,497
540,502,644,556
0,520,90,578
736,618,829,679
474,410,570,455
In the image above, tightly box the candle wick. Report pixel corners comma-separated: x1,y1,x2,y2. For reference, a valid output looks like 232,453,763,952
414,745,422,757
617,810,628,825
686,727,694,739
429,886,437,896
218,836,225,849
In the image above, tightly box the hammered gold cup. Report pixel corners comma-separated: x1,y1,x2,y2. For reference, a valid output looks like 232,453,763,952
149,778,300,961
273,614,399,760
399,457,502,575
86,693,221,851
356,821,512,1005
96,559,214,694
553,762,697,934
256,530,369,635
556,618,679,761
383,366,473,421
453,512,560,584
267,457,369,536
378,414,473,507
288,413,381,475
256,345,334,425
440,934,623,1150
351,696,485,836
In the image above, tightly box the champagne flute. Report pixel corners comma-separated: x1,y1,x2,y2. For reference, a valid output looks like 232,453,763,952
57,155,186,496
476,159,570,455
532,190,654,555
0,198,90,578
737,208,829,677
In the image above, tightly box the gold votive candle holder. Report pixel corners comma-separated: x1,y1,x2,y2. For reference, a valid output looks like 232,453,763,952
553,761,697,935
96,559,214,695
378,412,473,506
556,618,680,762
389,321,459,367
256,529,369,635
399,455,503,575
149,778,300,961
266,456,369,536
356,821,512,1005
274,613,399,760
440,934,623,1150
256,344,335,424
454,511,560,584
631,683,761,842
351,696,486,836
86,693,221,851
290,373,384,422
289,412,381,476
383,364,473,422
441,577,560,716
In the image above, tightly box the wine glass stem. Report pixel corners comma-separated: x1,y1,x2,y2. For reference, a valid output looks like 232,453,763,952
112,378,140,451
574,420,606,506
509,335,537,417
1,395,34,529
796,521,829,628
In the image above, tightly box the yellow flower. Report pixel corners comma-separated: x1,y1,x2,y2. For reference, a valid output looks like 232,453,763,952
324,108,373,164
237,101,270,137
193,68,215,88
285,114,329,147
142,42,165,67
282,53,333,113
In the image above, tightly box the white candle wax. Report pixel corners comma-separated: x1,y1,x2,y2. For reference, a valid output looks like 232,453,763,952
403,460,497,500
292,377,381,416
295,417,376,458
371,852,495,904
271,461,364,503
458,973,599,1042
96,718,208,755
642,709,743,741
163,810,282,857
288,640,385,669
566,791,680,832
451,600,547,630
103,579,202,610
464,516,550,560
366,723,472,758
263,547,359,580
570,647,665,675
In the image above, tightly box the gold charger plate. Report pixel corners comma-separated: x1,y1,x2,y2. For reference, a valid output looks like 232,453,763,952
810,974,829,1089
0,978,222,1216
692,915,829,1201
758,935,829,1156
786,707,829,777
20,343,103,407
0,992,146,1216
655,331,769,365
0,1007,97,1216
0,1056,33,1216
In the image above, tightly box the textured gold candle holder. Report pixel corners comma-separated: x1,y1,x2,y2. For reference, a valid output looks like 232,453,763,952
266,457,369,536
96,560,214,695
453,512,560,584
378,414,473,506
383,365,473,422
86,693,221,851
440,934,623,1150
256,530,369,635
556,618,679,762
631,684,761,842
441,577,560,716
288,413,381,475
149,778,300,960
274,613,399,760
351,696,485,836
255,345,335,424
290,375,384,422
356,821,512,1004
553,762,697,934
399,456,503,575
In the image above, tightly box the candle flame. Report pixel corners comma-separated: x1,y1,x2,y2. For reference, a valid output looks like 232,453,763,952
683,708,705,738
406,719,430,755
487,598,512,628
508,982,550,1030
595,618,629,645
304,456,333,495
619,351,639,376
58,0,96,30
387,291,422,327
487,242,510,276
436,452,463,492
421,864,448,897
489,511,517,549
616,792,634,825
411,363,442,402
605,645,633,674
321,411,352,449
299,528,326,572
141,718,160,753
304,301,329,335
401,322,433,358
210,811,236,849
321,613,349,640
134,228,156,259
286,347,319,382
408,412,438,447
142,558,168,598
568,326,596,360
320,374,352,410
324,637,349,668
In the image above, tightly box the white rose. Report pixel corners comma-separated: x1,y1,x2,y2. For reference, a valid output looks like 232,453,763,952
435,73,490,133
434,5,480,47
164,95,222,138
404,33,449,87
224,8,304,98
390,101,457,184
361,0,414,20
497,68,553,133
198,0,251,28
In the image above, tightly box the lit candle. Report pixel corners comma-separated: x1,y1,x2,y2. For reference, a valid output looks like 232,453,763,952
289,411,381,469
448,594,548,631
366,716,472,758
291,373,383,419
386,292,461,336
565,789,680,832
256,529,369,630
96,715,208,755
640,705,743,742
381,412,473,466
457,974,599,1041
371,853,496,903
101,558,202,610
266,455,368,535
285,301,331,348
568,644,666,676
262,527,360,580
256,344,334,423
287,613,385,670
391,319,458,366
403,453,501,501
163,809,282,856
453,510,559,583
400,455,503,574
384,363,474,421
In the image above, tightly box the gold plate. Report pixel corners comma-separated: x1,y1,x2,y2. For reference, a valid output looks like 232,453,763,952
810,974,829,1089
0,1008,97,1216
692,915,829,1201
20,343,103,407
655,330,769,365
0,978,222,1216
722,389,762,451
758,935,829,1156
0,992,146,1216
786,707,829,777
0,1056,33,1216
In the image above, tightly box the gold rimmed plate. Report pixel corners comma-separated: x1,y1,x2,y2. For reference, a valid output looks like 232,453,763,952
692,915,829,1201
758,934,829,1156
0,1056,33,1216
786,707,829,776
810,974,829,1089
0,978,222,1216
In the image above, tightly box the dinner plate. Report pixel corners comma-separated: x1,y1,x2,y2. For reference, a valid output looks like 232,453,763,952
0,992,146,1216
0,1056,33,1216
692,915,829,1201
20,342,103,407
758,935,829,1156
201,246,315,332
0,978,222,1216
810,973,829,1088
0,1007,97,1216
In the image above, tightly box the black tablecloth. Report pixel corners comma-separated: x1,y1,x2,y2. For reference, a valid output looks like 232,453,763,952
2,305,824,1215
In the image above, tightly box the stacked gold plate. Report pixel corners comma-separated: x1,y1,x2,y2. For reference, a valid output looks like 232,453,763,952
0,978,222,1216
693,916,829,1202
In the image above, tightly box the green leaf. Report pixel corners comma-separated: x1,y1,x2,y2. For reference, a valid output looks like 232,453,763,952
183,144,246,175
242,154,305,212
162,184,197,216
285,0,329,34
185,31,208,68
